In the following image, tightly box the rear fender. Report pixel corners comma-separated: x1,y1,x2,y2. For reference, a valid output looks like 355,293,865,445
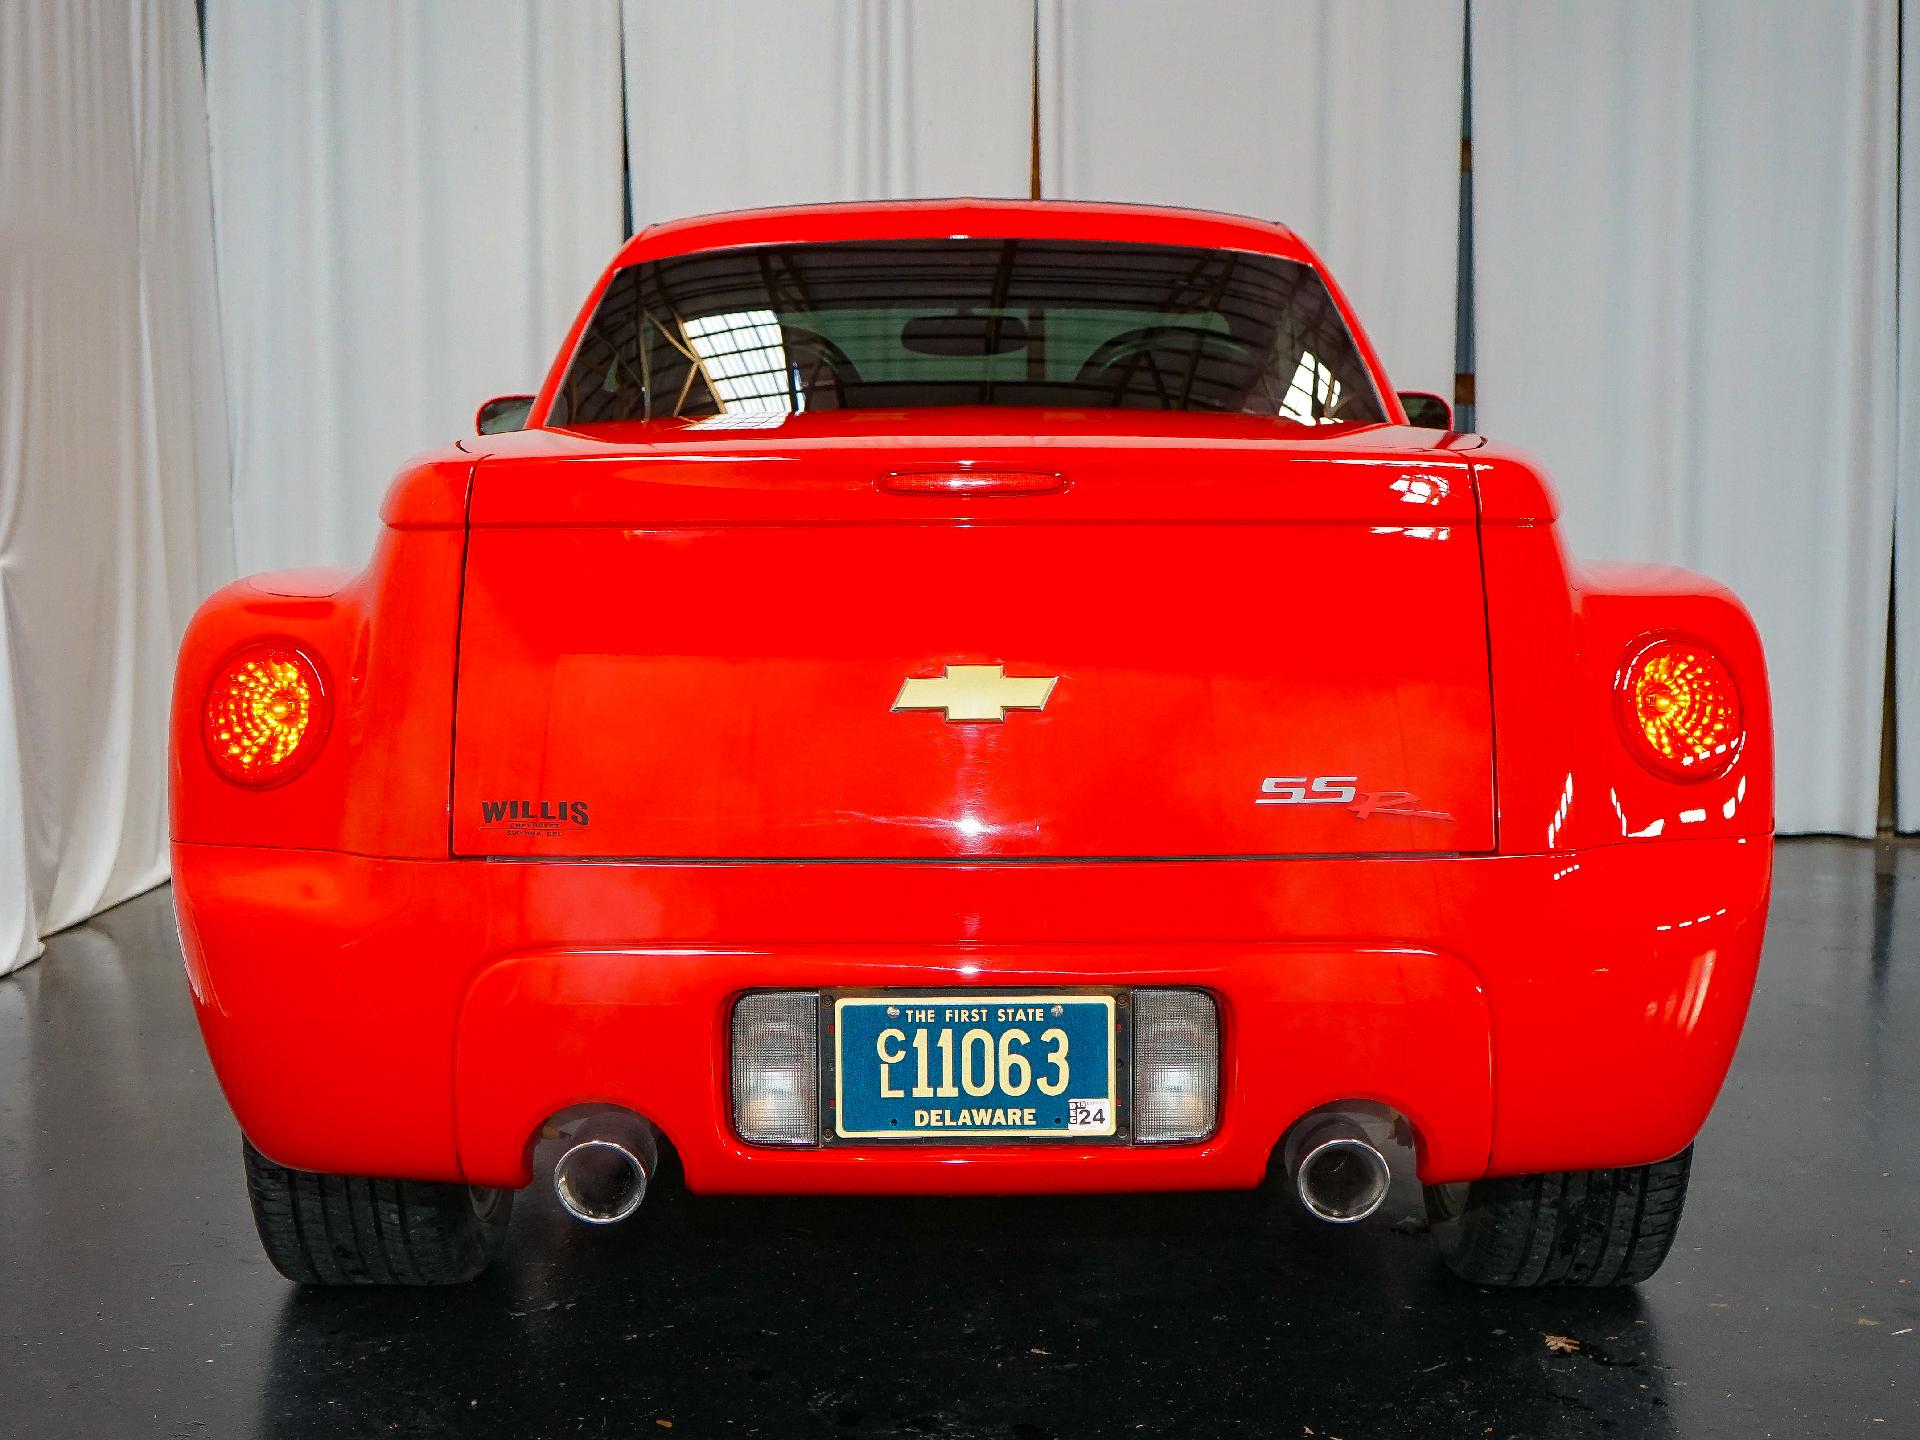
169,457,471,855
1476,452,1773,854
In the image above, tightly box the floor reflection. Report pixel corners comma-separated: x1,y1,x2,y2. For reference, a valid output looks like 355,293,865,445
253,1167,1675,1439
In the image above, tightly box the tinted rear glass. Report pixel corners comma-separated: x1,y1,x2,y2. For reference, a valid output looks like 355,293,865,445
549,239,1386,426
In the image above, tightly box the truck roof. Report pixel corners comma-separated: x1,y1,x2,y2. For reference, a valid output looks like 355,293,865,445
612,198,1313,267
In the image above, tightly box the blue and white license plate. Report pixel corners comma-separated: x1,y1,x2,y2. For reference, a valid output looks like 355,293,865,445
833,994,1117,1140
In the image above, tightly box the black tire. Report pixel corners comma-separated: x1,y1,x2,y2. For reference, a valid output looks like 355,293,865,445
242,1138,513,1286
1424,1146,1692,1287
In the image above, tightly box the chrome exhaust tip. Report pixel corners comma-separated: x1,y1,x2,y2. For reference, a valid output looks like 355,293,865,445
1285,1113,1392,1224
552,1114,659,1225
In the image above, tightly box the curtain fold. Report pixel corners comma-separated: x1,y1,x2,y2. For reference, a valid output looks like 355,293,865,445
622,0,1034,228
1895,0,1920,829
1473,0,1897,836
0,0,232,974
205,0,626,575
1037,0,1465,398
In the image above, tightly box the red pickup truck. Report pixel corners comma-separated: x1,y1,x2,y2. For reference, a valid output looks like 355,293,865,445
172,199,1771,1288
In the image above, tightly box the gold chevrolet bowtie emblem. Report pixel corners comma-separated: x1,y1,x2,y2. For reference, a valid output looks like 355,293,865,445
892,664,1058,723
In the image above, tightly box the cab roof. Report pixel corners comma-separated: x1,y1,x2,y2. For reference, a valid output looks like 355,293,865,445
612,198,1315,267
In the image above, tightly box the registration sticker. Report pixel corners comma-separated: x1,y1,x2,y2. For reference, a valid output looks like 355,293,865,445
1066,1098,1112,1133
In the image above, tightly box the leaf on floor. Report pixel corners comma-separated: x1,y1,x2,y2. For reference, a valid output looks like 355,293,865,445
1544,1333,1581,1354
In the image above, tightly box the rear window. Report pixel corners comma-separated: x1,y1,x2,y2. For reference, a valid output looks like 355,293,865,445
548,239,1386,426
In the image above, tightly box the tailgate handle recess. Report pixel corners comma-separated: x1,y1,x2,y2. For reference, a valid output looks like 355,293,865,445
879,469,1066,497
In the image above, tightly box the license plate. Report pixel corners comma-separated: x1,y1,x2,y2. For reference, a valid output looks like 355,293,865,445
832,993,1117,1140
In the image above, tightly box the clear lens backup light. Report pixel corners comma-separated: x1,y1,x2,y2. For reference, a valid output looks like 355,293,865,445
731,991,820,1146
1132,989,1220,1144
202,644,328,787
1616,636,1743,782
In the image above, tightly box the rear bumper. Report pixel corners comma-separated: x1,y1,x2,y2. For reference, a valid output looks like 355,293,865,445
173,837,1770,1192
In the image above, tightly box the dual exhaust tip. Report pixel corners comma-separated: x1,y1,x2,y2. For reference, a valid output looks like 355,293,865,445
551,1112,659,1225
551,1107,1392,1227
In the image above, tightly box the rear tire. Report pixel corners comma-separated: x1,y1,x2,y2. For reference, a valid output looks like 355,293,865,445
1424,1146,1692,1287
242,1138,513,1286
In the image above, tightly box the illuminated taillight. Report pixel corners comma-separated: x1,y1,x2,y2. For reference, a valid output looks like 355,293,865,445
202,644,328,787
1615,637,1742,782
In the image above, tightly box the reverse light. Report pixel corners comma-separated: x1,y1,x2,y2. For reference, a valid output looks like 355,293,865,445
202,644,329,787
1132,989,1220,1144
1615,636,1743,782
731,991,820,1146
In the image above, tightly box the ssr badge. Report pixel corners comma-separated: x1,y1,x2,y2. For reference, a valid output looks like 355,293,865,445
1257,775,1453,821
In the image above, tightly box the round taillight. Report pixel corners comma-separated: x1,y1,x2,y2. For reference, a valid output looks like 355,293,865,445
1615,637,1742,782
202,644,329,787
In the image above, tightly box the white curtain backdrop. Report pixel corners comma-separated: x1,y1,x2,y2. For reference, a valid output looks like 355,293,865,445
205,0,626,574
622,0,1034,228
0,0,232,974
1037,0,1464,400
1474,0,1897,837
1895,0,1920,830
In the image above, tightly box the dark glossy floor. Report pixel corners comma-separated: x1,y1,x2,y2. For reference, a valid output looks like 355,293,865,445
1,840,1914,1439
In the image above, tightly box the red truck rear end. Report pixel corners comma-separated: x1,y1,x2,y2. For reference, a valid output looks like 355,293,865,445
171,201,1771,1287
